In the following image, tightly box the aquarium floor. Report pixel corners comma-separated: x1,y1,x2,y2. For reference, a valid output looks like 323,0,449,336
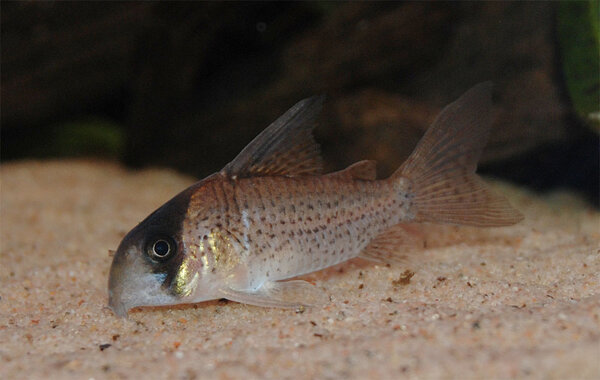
1,160,599,379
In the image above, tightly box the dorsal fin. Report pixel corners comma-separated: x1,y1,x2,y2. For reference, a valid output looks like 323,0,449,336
328,160,377,180
221,96,325,178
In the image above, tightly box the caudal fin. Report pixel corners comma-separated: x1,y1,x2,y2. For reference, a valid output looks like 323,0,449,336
393,82,523,227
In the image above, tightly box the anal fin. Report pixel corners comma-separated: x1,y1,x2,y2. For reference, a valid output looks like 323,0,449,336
219,280,328,309
359,224,425,265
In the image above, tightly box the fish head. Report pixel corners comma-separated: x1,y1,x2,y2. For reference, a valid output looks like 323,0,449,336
108,184,208,318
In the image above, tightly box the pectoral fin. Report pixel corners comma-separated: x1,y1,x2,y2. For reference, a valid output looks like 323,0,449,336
219,280,328,309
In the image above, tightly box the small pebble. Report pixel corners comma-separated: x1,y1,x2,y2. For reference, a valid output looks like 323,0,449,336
99,344,111,351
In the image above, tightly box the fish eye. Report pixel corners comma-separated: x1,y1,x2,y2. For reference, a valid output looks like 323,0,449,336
146,236,176,261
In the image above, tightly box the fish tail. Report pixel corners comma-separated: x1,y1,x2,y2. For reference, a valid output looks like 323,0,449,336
392,82,523,227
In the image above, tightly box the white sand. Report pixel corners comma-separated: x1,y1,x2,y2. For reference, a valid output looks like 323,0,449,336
1,160,598,379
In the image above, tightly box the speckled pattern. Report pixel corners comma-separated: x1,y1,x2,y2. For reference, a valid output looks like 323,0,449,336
1,160,599,379
184,174,402,288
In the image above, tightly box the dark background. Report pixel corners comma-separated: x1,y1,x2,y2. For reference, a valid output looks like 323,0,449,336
2,2,598,205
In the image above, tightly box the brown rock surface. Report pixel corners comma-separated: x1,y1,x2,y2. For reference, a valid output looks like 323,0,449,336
1,160,599,379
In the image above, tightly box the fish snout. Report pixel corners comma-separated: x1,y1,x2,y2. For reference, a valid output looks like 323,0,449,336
108,292,129,318
108,268,129,317
107,245,134,318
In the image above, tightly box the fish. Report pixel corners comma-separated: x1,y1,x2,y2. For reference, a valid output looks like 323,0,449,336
108,82,523,317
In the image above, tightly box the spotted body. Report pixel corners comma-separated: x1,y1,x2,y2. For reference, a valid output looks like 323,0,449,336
108,83,523,317
180,173,411,291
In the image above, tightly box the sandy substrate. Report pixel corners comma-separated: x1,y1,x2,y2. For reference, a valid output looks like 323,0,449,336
1,160,599,379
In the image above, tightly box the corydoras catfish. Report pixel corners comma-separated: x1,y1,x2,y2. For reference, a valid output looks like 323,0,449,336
108,82,523,317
